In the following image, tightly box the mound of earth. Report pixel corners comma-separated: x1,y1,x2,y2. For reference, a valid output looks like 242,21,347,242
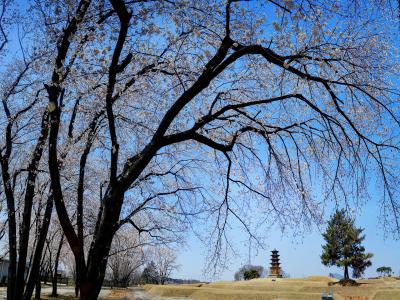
328,278,359,286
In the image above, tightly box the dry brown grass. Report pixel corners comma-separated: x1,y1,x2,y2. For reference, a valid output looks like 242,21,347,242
373,290,400,300
103,288,134,299
144,284,202,297
144,277,400,300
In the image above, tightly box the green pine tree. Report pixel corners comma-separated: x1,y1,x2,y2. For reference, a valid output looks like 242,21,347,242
321,209,373,280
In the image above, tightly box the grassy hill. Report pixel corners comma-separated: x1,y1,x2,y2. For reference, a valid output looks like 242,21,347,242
144,276,400,300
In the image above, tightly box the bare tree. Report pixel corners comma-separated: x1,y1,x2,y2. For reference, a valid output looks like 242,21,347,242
0,0,399,299
0,28,52,300
43,0,400,298
149,246,179,285
107,228,145,287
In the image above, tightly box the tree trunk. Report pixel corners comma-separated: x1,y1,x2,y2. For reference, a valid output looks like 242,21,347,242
75,281,80,298
344,265,349,280
52,233,64,296
6,214,17,300
15,111,49,300
79,191,123,300
35,273,41,300
77,147,160,298
0,159,17,300
23,197,53,300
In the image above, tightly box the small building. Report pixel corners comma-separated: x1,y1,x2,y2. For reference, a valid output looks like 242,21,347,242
0,260,8,283
0,259,30,283
268,249,282,278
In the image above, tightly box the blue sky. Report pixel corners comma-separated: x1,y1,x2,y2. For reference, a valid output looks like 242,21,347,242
168,1,400,283
173,195,400,281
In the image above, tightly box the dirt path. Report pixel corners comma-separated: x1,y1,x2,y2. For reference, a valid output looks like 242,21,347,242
130,287,191,300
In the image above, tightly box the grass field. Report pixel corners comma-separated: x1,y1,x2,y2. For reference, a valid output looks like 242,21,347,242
144,276,400,300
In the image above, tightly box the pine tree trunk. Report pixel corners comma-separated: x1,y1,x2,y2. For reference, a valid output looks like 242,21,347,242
344,265,349,280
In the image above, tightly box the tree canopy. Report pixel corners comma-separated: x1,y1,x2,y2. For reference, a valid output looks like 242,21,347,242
376,266,393,277
321,210,373,280
0,0,399,298
234,265,265,281
243,269,261,280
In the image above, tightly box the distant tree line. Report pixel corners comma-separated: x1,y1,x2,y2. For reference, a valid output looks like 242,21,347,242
110,246,179,287
139,259,182,285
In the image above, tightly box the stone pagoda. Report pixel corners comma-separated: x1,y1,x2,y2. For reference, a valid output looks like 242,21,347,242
268,249,282,278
